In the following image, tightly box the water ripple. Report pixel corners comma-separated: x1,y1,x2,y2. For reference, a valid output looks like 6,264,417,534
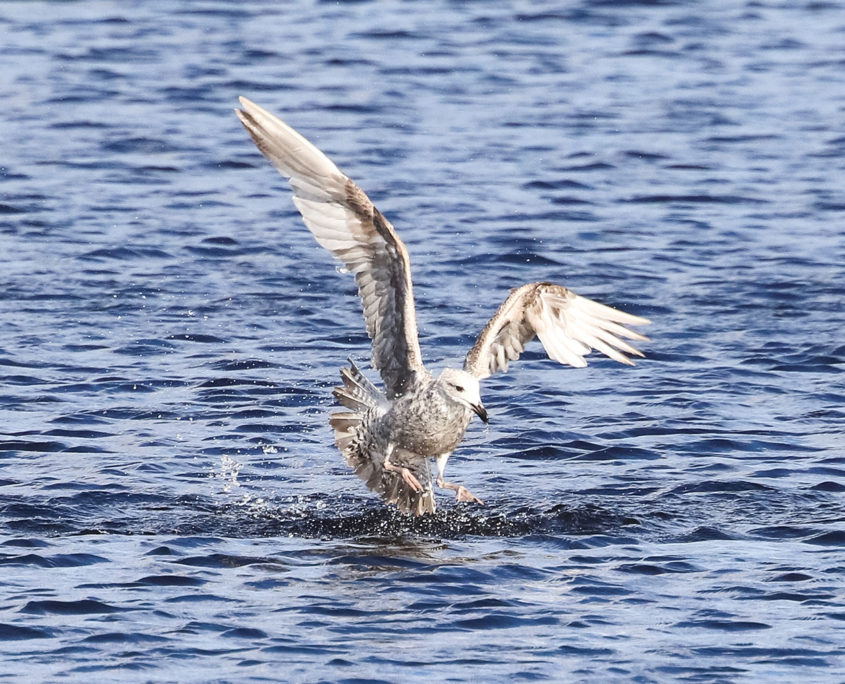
1,0,844,680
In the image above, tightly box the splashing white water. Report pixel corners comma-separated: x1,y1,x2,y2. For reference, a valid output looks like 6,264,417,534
210,454,243,493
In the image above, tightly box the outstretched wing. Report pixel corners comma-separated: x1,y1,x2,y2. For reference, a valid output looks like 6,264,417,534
236,97,423,397
464,282,650,379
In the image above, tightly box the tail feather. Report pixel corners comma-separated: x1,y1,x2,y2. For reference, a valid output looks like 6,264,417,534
382,458,435,516
330,359,382,454
333,359,381,412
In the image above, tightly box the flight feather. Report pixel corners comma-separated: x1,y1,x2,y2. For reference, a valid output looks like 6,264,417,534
236,97,423,397
464,282,650,379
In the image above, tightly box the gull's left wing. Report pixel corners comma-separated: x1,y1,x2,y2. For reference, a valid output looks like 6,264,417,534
463,282,650,379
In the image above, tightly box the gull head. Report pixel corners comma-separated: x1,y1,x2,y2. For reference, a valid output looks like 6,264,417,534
438,368,487,423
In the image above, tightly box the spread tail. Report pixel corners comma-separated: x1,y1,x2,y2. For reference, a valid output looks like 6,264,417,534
329,359,380,453
332,359,381,413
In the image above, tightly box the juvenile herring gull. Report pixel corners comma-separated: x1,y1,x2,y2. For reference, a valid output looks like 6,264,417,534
236,97,650,516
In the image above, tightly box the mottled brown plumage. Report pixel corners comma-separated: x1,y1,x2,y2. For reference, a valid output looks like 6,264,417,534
236,97,651,514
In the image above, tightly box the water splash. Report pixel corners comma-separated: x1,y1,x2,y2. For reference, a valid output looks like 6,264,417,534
209,454,243,493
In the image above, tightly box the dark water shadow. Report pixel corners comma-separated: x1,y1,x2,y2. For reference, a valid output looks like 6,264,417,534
120,493,650,543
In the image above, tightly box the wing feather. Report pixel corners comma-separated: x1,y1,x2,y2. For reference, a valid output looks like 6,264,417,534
464,282,650,379
236,97,423,397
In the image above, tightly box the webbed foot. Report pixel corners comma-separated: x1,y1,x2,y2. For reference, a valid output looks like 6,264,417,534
455,485,484,505
400,467,423,493
437,477,484,505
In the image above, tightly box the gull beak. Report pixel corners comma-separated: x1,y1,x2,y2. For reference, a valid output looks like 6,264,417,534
471,402,488,424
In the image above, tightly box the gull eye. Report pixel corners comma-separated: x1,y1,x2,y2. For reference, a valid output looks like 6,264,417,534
454,384,465,393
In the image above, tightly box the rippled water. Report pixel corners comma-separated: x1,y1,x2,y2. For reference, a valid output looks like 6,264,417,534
2,1,844,681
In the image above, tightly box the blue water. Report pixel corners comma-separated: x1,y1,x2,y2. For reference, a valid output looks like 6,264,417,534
1,0,844,681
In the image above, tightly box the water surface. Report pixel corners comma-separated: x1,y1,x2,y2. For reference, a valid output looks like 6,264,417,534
1,1,844,681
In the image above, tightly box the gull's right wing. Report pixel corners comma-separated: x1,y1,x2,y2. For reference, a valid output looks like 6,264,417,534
236,97,424,397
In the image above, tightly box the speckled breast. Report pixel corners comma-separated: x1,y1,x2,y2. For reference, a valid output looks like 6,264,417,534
386,392,473,457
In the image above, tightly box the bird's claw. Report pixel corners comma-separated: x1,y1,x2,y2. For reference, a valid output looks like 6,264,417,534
401,468,423,493
455,486,484,505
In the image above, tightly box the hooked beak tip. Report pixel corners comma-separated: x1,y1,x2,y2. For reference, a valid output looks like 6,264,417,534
472,403,489,424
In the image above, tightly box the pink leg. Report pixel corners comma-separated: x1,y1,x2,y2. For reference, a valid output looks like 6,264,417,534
383,444,423,492
436,453,484,505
